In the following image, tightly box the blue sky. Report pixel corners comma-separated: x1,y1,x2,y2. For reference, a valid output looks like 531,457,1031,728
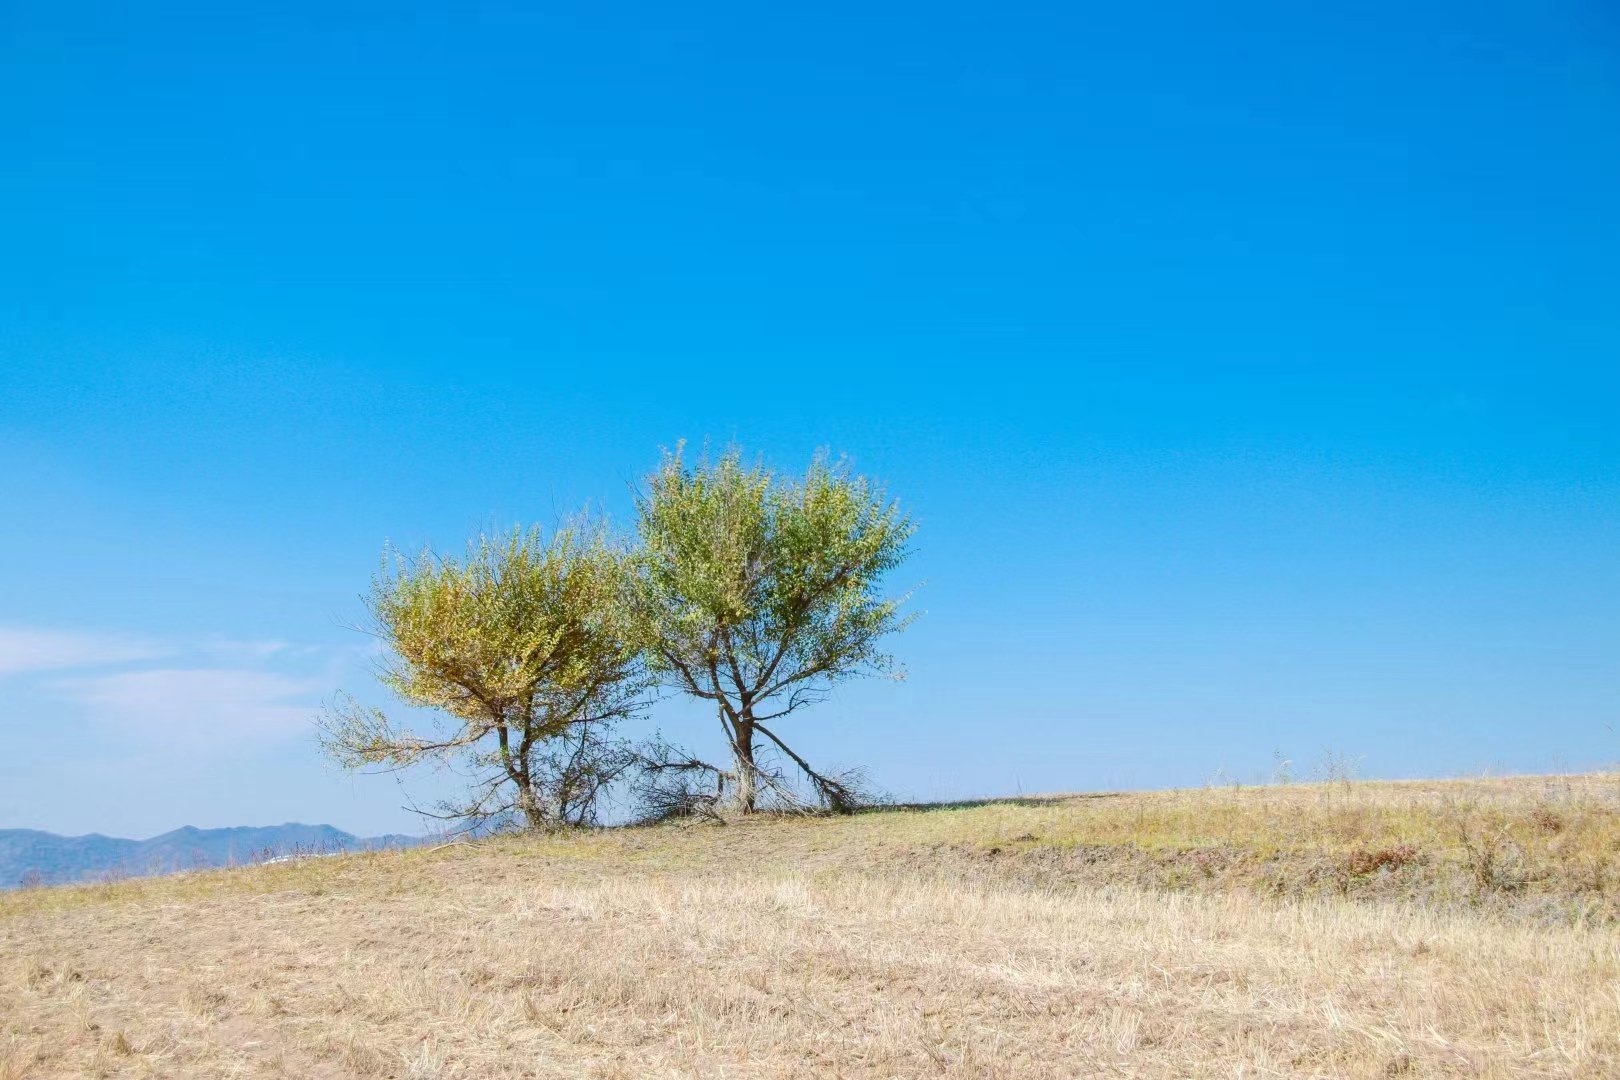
2,1,1618,838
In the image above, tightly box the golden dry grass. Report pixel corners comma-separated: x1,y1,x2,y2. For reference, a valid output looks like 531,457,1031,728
4,774,1619,1077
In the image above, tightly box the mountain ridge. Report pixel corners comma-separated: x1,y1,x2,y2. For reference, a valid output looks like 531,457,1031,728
0,822,427,888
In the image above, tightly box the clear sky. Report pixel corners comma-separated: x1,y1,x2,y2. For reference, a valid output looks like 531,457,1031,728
3,1,1618,838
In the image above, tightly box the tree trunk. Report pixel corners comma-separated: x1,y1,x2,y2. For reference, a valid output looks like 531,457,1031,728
516,783,550,831
730,717,758,814
498,722,548,831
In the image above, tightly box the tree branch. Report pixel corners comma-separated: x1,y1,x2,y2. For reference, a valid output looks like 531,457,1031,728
752,720,862,813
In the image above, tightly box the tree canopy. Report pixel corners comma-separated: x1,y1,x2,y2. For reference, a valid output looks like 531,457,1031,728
633,445,915,813
318,521,646,831
321,445,917,830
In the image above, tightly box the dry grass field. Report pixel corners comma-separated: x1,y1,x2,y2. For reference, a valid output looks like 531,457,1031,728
4,774,1619,1078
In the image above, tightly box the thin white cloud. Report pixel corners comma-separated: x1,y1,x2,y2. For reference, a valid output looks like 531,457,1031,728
3,625,345,752
54,667,323,745
195,639,295,664
0,626,167,678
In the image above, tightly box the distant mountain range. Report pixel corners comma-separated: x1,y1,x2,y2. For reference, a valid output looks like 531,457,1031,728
0,823,428,889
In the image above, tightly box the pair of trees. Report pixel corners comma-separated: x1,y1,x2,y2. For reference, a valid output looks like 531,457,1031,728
319,445,915,830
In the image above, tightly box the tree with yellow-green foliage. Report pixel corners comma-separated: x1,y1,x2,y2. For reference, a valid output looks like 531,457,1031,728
632,445,915,815
318,520,647,831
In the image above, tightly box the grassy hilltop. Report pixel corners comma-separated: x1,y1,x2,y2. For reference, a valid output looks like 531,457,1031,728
4,774,1619,1078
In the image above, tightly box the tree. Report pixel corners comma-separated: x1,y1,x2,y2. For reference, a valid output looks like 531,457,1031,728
633,445,915,814
318,521,646,832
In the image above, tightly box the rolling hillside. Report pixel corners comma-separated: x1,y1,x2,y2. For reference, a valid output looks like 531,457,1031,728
3,774,1618,1077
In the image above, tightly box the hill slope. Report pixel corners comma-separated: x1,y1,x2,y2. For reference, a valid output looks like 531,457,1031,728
0,824,424,888
3,774,1618,1077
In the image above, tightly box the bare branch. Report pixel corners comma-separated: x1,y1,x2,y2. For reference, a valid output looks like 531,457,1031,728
753,721,875,814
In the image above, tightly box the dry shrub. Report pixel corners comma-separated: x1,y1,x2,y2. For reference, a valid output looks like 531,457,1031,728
1530,806,1566,834
1346,844,1420,877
